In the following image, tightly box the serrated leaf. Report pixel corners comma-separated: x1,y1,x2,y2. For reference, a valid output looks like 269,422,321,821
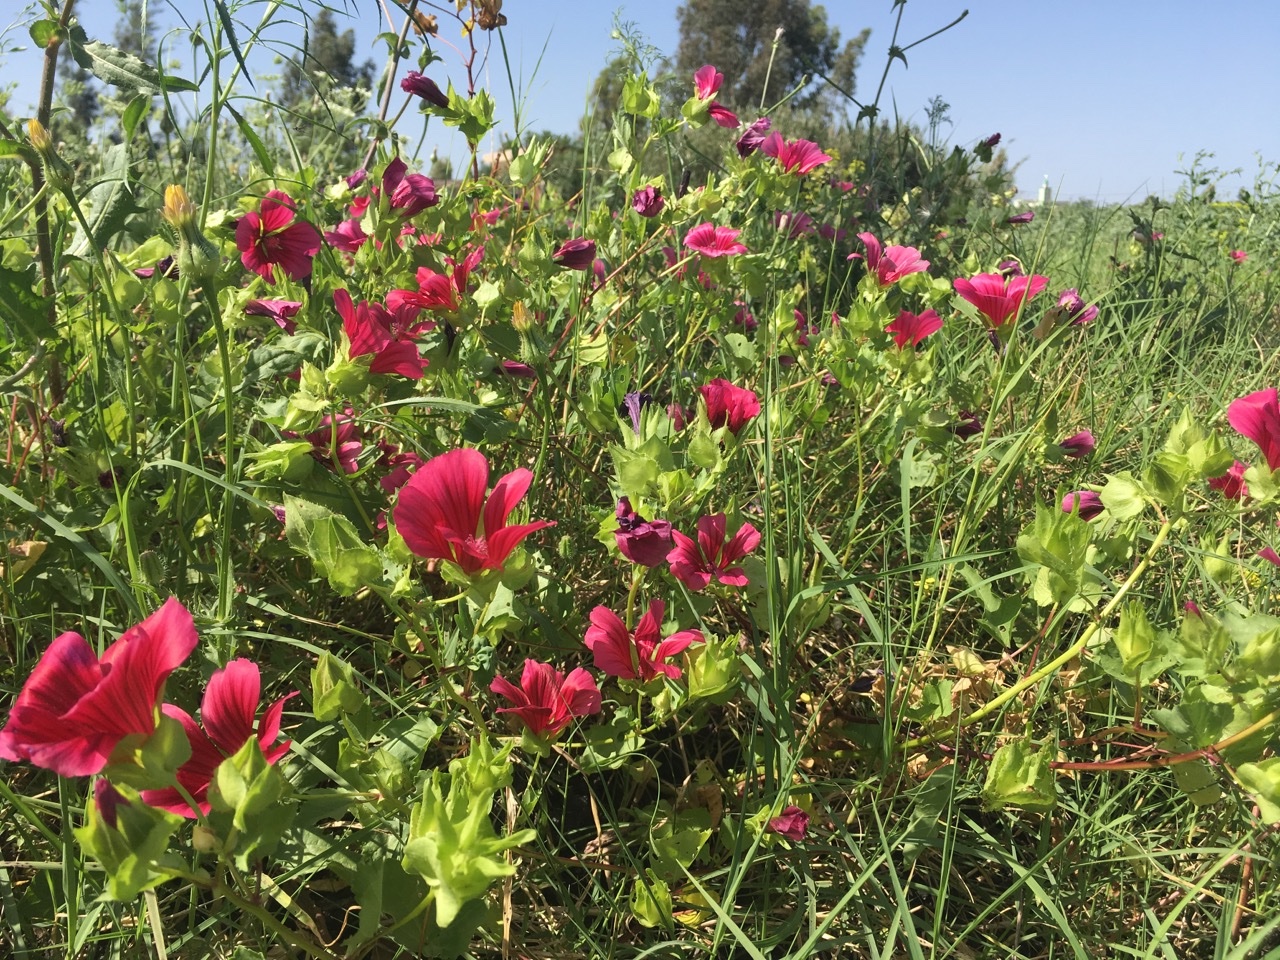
68,26,196,97
69,143,142,258
0,263,54,343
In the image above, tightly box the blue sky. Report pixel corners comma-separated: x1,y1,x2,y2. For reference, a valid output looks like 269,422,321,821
4,0,1278,201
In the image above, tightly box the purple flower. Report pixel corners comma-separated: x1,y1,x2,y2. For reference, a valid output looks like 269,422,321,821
401,72,449,109
952,410,984,439
1006,210,1034,225
1058,430,1095,458
619,391,654,433
981,133,1001,148
767,806,809,842
1056,289,1099,326
997,259,1023,277
345,168,368,190
553,238,596,271
382,157,438,218
632,185,664,218
735,117,771,157
1062,491,1104,521
245,298,303,335
615,498,675,567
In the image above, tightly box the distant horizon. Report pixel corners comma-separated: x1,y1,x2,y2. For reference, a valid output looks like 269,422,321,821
4,1,1277,204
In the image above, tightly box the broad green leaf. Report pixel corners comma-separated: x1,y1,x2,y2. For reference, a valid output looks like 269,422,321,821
67,25,197,97
630,869,673,929
1236,758,1280,823
1099,471,1147,520
311,653,368,722
982,737,1056,812
0,263,54,343
1114,601,1155,674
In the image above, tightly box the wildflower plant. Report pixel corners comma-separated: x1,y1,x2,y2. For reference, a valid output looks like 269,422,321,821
2,2,1280,958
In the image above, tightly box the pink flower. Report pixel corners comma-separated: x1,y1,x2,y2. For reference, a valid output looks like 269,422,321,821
707,104,740,128
1006,211,1034,225
303,407,362,474
382,157,438,218
393,448,554,575
701,378,760,434
1260,548,1280,567
1058,430,1096,458
684,223,747,258
1055,288,1098,326
760,133,831,176
885,309,943,349
489,659,601,738
667,513,761,591
245,298,302,335
952,410,984,439
735,117,771,157
953,272,1050,329
1230,250,1248,264
584,600,702,682
632,186,664,218
615,498,674,567
236,190,322,283
552,238,596,270
401,72,449,108
388,247,484,314
378,448,426,495
325,218,368,253
1228,388,1280,471
140,659,296,817
774,211,815,239
849,233,929,286
0,598,199,777
1062,491,1104,521
335,289,430,380
1208,460,1249,500
767,806,809,841
693,64,723,100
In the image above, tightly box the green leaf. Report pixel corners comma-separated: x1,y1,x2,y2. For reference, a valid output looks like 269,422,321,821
1015,504,1091,607
209,738,286,834
213,0,254,91
1099,471,1147,520
28,19,64,48
622,73,661,118
982,737,1056,812
224,102,273,176
67,25,196,97
283,494,383,595
0,263,54,343
1235,758,1280,823
69,143,142,258
121,95,150,142
311,653,368,722
73,783,184,901
630,869,673,929
1114,601,1155,674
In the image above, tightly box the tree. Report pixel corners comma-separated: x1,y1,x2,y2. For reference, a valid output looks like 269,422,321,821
674,0,868,119
280,9,374,109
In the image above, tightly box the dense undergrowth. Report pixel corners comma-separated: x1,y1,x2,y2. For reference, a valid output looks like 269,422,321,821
2,2,1280,959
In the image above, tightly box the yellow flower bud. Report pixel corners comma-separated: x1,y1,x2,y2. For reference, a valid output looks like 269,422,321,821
27,118,52,154
162,184,197,231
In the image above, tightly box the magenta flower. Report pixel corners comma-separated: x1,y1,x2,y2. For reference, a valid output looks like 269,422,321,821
615,498,674,567
953,272,1050,329
667,513,761,591
735,117,771,157
1058,430,1096,458
489,659,601,738
707,104,740,128
382,157,438,218
584,600,702,682
693,64,723,100
684,223,747,258
245,298,302,335
775,211,816,239
849,233,929,286
388,247,484,315
235,190,322,283
701,378,760,434
401,71,449,108
1228,388,1280,471
378,449,426,495
393,448,554,575
1006,211,1034,224
760,133,831,176
980,133,1001,149
553,238,596,271
140,659,296,817
1062,491,1105,521
325,218,368,253
1056,288,1099,326
632,185,664,218
1230,250,1248,264
767,806,809,841
0,598,199,777
303,407,362,474
884,309,943,349
1208,460,1249,500
1260,548,1280,567
335,289,429,380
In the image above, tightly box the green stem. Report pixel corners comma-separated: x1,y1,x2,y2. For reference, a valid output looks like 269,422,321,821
200,287,238,628
901,517,1174,751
